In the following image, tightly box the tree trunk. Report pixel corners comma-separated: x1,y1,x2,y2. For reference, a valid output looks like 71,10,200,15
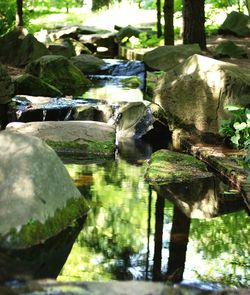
183,0,206,50
163,0,174,45
157,0,162,37
16,0,24,27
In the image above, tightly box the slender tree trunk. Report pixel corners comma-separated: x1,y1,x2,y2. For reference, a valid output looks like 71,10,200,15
183,0,206,50
157,0,162,37
16,0,24,27
163,0,174,45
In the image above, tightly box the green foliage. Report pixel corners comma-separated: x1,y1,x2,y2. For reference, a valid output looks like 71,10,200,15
125,32,163,49
0,0,16,36
219,105,250,150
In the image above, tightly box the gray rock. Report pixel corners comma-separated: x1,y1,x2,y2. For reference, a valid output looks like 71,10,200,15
71,54,105,75
6,121,116,157
143,44,202,71
0,131,89,249
13,73,62,97
26,55,92,96
154,54,250,137
117,101,154,139
218,11,250,37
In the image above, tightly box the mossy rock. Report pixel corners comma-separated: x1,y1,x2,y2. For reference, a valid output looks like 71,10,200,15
120,76,142,88
145,149,212,185
26,55,92,96
0,63,14,104
0,131,89,249
213,40,248,59
13,73,62,97
71,54,105,75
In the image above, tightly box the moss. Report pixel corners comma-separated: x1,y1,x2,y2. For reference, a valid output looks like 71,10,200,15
0,197,89,249
120,76,142,88
45,139,115,156
146,149,211,185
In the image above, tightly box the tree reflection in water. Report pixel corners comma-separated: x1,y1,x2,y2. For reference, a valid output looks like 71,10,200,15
60,157,249,288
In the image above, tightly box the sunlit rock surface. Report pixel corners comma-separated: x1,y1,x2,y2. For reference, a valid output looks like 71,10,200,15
0,131,89,249
154,54,250,138
143,44,201,71
6,121,116,158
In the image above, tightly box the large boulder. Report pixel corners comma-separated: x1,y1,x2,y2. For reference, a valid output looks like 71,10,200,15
218,11,250,37
6,121,116,158
154,54,250,138
13,73,63,97
143,44,202,71
26,55,92,95
0,131,89,249
0,28,50,67
71,54,105,75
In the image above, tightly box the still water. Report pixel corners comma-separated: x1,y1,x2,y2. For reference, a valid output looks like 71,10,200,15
58,149,250,289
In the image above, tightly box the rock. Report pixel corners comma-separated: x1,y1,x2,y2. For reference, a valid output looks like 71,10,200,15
49,25,81,41
120,76,142,88
6,121,116,158
71,54,106,75
213,40,248,58
0,28,50,67
116,101,155,139
0,63,15,129
154,54,250,138
218,11,250,37
143,44,202,71
13,73,63,97
26,55,92,96
74,104,113,122
0,63,14,104
145,149,211,184
0,131,89,249
48,43,76,58
115,25,143,43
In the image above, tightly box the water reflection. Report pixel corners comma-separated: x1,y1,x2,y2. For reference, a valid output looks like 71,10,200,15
60,156,250,288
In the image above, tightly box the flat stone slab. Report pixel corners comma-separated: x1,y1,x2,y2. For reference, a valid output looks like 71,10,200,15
145,149,212,185
6,121,116,158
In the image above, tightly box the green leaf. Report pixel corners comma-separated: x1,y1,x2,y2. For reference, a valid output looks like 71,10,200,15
224,105,243,112
231,134,240,147
233,122,247,131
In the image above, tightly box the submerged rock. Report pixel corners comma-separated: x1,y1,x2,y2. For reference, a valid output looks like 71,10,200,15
26,55,92,96
218,11,250,37
6,121,116,158
154,54,250,138
143,44,202,71
0,131,89,249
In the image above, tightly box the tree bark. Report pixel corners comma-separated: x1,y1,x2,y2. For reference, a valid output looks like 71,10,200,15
16,0,24,27
163,0,174,45
183,0,206,50
157,0,162,37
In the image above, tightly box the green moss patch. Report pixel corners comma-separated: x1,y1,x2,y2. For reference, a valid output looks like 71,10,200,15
145,149,212,185
0,197,89,249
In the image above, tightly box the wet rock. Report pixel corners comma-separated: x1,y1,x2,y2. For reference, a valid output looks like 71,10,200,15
143,44,201,71
6,121,116,158
74,104,113,122
116,101,155,139
13,73,63,97
0,131,89,249
154,54,250,138
71,54,106,75
213,40,248,59
218,11,250,37
120,76,142,88
0,28,50,67
26,55,92,96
